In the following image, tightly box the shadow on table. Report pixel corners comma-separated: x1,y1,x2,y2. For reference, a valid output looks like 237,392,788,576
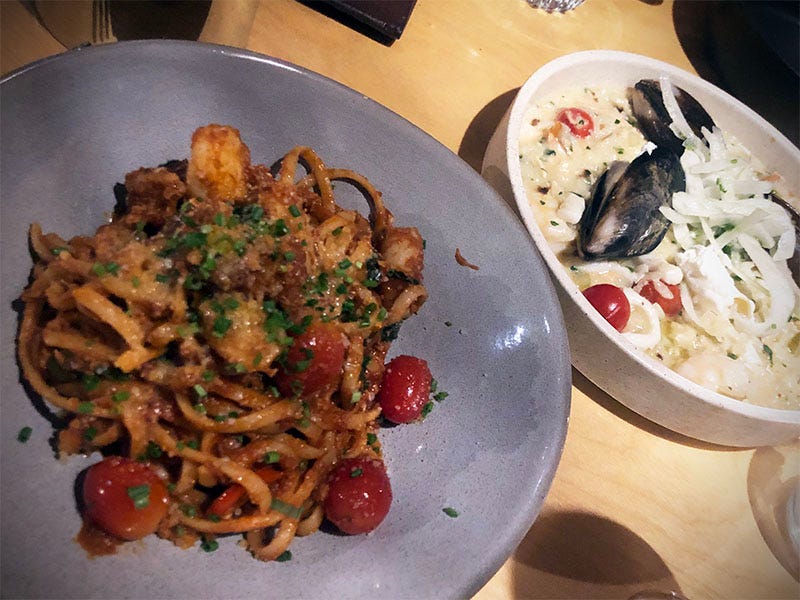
673,0,799,147
458,87,518,175
572,368,742,452
510,509,685,599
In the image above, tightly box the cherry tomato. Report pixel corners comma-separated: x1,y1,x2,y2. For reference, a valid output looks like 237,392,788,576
275,323,347,397
556,108,594,138
583,283,630,332
639,280,682,316
376,355,432,424
323,456,392,534
207,467,282,518
82,456,169,541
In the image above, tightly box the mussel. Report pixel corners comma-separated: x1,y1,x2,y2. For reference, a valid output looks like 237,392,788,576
630,79,715,154
771,192,800,286
578,147,685,260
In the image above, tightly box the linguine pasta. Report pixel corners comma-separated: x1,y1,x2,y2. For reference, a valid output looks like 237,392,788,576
18,125,427,560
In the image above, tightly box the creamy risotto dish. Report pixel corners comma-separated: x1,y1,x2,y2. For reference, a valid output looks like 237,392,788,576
519,79,800,409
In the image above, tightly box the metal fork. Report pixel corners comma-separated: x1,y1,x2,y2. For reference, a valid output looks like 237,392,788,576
92,0,115,44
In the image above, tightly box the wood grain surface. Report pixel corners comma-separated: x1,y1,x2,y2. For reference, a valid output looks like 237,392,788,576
2,1,798,598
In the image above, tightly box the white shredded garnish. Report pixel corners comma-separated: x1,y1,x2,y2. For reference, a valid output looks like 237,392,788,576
621,287,662,349
659,76,703,149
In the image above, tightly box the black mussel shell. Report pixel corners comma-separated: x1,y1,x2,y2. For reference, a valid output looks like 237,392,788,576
771,192,800,285
630,79,715,155
578,147,685,260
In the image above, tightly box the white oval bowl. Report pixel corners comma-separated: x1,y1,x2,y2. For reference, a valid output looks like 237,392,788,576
482,50,800,447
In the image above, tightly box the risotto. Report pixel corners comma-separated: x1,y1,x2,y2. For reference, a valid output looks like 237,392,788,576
519,81,800,409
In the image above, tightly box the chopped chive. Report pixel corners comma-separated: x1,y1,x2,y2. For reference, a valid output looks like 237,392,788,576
180,504,197,517
366,433,377,445
127,484,151,509
17,426,32,443
289,205,301,218
83,373,101,391
200,538,219,552
763,344,774,366
193,403,207,415
193,384,208,398
111,391,130,403
270,498,303,519
213,314,233,337
77,401,94,414
276,550,293,562
442,507,459,518
222,297,240,311
350,391,362,404
264,451,281,464
84,426,98,441
350,467,363,478
145,441,162,458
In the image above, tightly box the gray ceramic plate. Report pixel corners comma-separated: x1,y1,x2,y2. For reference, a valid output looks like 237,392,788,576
0,41,570,599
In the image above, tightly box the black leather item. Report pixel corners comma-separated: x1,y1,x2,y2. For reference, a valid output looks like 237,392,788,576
323,0,417,40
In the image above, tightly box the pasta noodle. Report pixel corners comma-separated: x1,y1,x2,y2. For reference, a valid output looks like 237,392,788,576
18,125,427,560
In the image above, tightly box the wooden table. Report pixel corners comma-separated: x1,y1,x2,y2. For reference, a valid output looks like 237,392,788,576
2,1,798,598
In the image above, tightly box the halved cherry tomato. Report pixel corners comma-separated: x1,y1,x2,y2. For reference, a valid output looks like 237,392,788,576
206,467,282,518
556,108,594,138
376,355,432,424
639,280,683,316
275,323,347,397
323,456,392,534
82,456,169,541
583,283,630,332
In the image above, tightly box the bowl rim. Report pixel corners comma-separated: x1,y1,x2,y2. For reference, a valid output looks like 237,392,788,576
504,49,800,425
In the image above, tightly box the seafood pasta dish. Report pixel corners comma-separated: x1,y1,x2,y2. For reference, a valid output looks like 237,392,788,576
518,79,799,409
18,125,435,560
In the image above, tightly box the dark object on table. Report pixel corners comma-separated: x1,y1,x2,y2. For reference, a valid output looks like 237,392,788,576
307,1,417,43
739,0,800,75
